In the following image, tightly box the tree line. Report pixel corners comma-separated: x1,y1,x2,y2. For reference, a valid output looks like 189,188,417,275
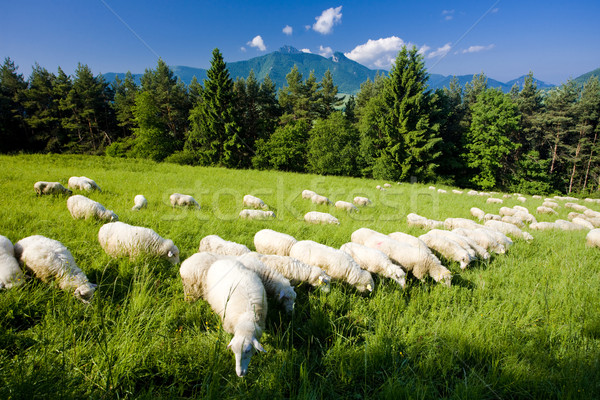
1,47,599,194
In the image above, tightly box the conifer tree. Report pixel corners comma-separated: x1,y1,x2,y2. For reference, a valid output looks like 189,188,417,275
318,69,343,118
112,71,138,138
0,57,27,152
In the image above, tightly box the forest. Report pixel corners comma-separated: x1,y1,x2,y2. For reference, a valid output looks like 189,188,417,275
1,46,599,195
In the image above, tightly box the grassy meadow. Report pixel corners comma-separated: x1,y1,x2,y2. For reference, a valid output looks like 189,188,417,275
1,154,599,399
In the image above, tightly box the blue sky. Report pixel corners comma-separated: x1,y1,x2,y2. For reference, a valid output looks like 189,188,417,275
1,0,599,84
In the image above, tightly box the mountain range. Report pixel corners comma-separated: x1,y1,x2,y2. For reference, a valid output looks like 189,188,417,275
103,46,598,95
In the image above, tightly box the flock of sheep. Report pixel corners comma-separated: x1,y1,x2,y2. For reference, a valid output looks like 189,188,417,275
2,176,600,377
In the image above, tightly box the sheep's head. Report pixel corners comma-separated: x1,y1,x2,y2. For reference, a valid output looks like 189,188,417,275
355,270,374,293
317,273,331,293
74,282,98,303
164,240,180,264
279,287,296,313
228,334,265,377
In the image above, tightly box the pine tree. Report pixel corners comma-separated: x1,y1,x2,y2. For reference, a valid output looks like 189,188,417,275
0,57,27,152
22,64,59,151
318,69,343,118
112,71,138,138
576,76,600,191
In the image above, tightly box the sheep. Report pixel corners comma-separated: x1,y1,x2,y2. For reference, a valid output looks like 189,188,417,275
0,235,25,289
66,195,118,222
13,235,96,303
254,229,297,256
572,217,594,230
532,195,542,199
437,189,447,194
586,229,600,248
289,240,374,292
567,212,585,221
304,211,340,225
34,181,72,196
478,227,514,251
353,228,452,286
384,183,392,188
484,213,501,221
444,217,482,230
565,202,588,213
470,207,485,220
239,209,276,220
542,201,559,209
340,242,406,288
512,211,537,224
132,194,147,211
554,219,586,231
484,220,534,241
503,194,512,198
406,213,443,230
467,190,478,196
513,206,530,213
170,193,200,208
68,176,101,192
247,253,331,292
586,217,600,228
428,186,436,190
499,207,517,217
243,194,268,210
201,258,267,377
418,231,476,269
428,229,490,260
311,194,332,205
479,192,491,197
530,222,557,231
302,190,317,199
517,196,527,203
376,185,383,190
98,221,180,264
501,215,525,228
388,231,435,255
584,209,600,219
451,228,506,254
537,206,558,215
335,200,358,212
486,198,503,204
353,196,372,206
199,235,250,256
452,189,463,194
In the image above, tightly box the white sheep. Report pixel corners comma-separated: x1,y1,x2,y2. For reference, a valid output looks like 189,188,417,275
501,215,525,228
68,176,102,192
34,181,72,196
247,253,331,292
484,220,534,241
537,206,558,215
517,196,527,203
499,207,516,217
199,235,251,256
304,211,340,225
353,196,372,206
13,235,96,302
170,193,200,208
470,207,485,220
376,185,383,191
586,229,600,248
529,222,557,231
419,231,476,269
289,240,374,292
512,211,537,224
502,194,512,198
302,190,317,199
311,194,332,205
584,209,600,219
565,202,588,213
428,186,436,190
513,205,530,213
66,195,118,222
572,217,594,230
484,213,501,221
444,217,482,230
0,235,25,289
253,229,297,256
478,227,514,251
437,189,447,194
335,200,358,212
340,242,406,288
467,190,478,196
98,221,179,264
532,195,542,199
131,194,148,211
353,228,452,286
384,183,392,188
542,201,559,209
452,189,463,194
428,229,490,260
554,219,586,231
243,194,268,210
587,217,600,228
406,213,443,230
451,228,506,254
239,209,276,220
568,212,584,221
486,198,503,204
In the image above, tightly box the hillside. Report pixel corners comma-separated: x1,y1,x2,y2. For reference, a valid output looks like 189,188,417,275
574,67,600,86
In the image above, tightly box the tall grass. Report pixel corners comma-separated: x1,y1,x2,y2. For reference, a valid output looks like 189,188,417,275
0,154,599,399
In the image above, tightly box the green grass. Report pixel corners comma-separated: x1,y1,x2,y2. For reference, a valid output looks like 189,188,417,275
1,154,599,399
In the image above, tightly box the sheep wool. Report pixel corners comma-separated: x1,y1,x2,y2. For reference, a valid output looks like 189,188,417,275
68,176,101,192
248,253,331,292
484,213,501,221
512,211,537,224
302,190,317,199
484,220,534,241
565,202,588,213
67,195,118,222
170,193,200,208
34,181,72,196
452,189,463,194
499,207,516,217
428,229,490,260
419,231,475,270
536,206,558,215
243,194,268,210
304,211,340,225
530,222,557,231
340,242,406,288
311,194,331,205
0,235,25,289
470,207,485,220
253,229,297,256
335,201,358,212
13,235,96,302
98,221,180,264
513,205,530,214
586,228,600,248
444,217,482,231
406,213,443,230
353,196,372,206
239,209,276,220
132,194,148,211
289,240,374,292
451,228,506,254
199,234,251,256
554,219,586,231
501,215,525,228
584,209,600,219
486,198,503,204
542,201,559,209
572,217,594,230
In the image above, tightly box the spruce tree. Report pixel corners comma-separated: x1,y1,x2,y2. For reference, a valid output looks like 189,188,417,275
22,64,59,151
112,71,138,138
0,57,27,152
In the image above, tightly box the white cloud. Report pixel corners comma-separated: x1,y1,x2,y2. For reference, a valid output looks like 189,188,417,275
305,25,311,30
283,25,293,35
462,44,495,54
318,45,333,58
344,36,406,68
417,45,430,55
300,48,312,53
442,9,454,20
247,35,266,51
427,43,452,59
240,46,246,52
312,6,342,34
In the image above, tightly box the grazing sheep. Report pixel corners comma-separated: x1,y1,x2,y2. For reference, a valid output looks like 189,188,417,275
311,194,332,205
437,189,447,194
537,206,558,215
532,195,542,199
503,194,512,198
419,231,475,269
499,207,516,217
304,211,340,225
289,240,374,292
572,217,594,230
542,201,559,209
478,227,514,251
0,235,25,289
170,193,200,208
388,231,434,255
384,183,392,188
567,212,585,221
406,213,443,230
586,229,600,248
484,213,501,221
484,220,534,241
34,181,72,196
67,195,118,222
517,196,527,203
254,229,297,256
513,205,530,213
302,190,317,199
479,192,491,197
530,222,557,231
554,219,586,231
584,209,600,219
340,242,406,288
467,190,478,196
352,228,452,286
98,221,180,264
470,207,485,220
239,209,276,220
68,176,101,192
248,253,331,292
512,211,537,224
501,215,525,228
565,202,588,213
429,229,490,260
486,198,503,204
376,185,383,190
243,195,268,210
132,194,148,211
586,217,600,228
452,189,463,194
451,228,506,254
199,235,251,256
428,186,436,190
444,217,482,230
14,235,96,303
335,200,358,212
353,196,372,206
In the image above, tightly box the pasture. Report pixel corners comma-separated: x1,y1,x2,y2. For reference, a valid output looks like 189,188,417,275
1,154,599,399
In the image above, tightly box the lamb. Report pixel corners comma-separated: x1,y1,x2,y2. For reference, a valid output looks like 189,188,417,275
0,235,25,289
565,202,588,213
470,207,485,220
239,209,276,220
335,200,358,212
304,211,340,225
68,176,102,192
418,231,476,269
98,221,180,264
406,213,443,230
199,234,250,256
340,242,406,288
484,213,501,221
289,240,374,292
530,222,557,231
542,201,559,209
427,229,490,260
486,198,503,204
572,217,594,230
586,229,600,248
501,215,525,228
537,206,558,215
353,196,372,206
66,195,118,222
13,235,96,302
451,228,506,254
243,195,268,210
34,181,72,196
444,217,482,230
302,190,317,199
499,207,517,217
247,253,331,292
353,228,452,286
311,194,332,205
484,220,534,241
253,229,297,256
132,194,148,211
170,193,200,208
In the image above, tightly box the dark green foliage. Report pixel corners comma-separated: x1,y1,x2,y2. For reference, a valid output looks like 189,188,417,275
0,57,27,152
252,119,310,171
111,71,138,138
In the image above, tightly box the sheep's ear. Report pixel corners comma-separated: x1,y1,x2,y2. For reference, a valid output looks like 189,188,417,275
168,251,174,258
279,290,285,300
252,338,265,353
366,284,373,292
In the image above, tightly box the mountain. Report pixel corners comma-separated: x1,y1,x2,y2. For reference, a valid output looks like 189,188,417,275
574,67,600,86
